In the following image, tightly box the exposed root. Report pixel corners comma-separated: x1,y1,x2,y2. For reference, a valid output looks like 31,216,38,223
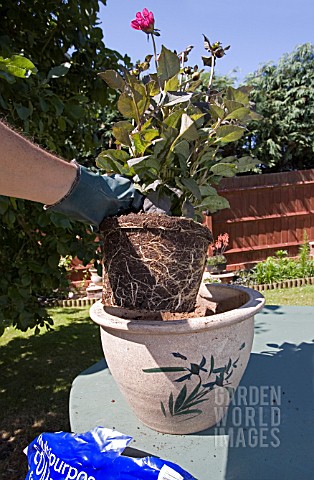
100,214,213,312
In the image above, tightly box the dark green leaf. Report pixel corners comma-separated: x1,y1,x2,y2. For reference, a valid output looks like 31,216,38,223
117,93,136,119
210,163,237,177
112,121,133,147
64,103,85,120
164,75,179,92
48,62,71,80
97,149,130,174
226,86,249,105
199,195,230,213
98,70,125,91
161,401,167,417
224,100,243,113
180,178,202,200
225,107,250,120
235,156,258,173
209,104,225,119
0,196,9,215
48,96,64,116
157,45,180,83
179,113,198,141
13,103,31,120
199,185,217,196
132,130,159,155
0,70,15,83
164,110,184,128
215,126,245,143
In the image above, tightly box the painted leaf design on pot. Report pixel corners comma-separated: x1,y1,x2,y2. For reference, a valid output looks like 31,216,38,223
174,384,187,412
175,373,193,383
143,345,245,419
172,352,187,360
169,392,174,416
142,367,186,373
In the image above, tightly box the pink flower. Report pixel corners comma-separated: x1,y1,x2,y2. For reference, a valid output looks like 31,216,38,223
212,233,229,255
131,8,155,34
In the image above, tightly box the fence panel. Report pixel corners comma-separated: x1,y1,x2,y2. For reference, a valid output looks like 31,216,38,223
204,169,314,270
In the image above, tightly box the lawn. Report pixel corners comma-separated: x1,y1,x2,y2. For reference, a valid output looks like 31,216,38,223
0,286,313,479
261,284,314,306
0,307,101,479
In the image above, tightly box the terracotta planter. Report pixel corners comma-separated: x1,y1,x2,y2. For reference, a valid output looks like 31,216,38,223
90,284,265,434
100,213,212,313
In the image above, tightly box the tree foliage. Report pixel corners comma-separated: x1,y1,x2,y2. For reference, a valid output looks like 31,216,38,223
243,43,314,172
0,0,126,333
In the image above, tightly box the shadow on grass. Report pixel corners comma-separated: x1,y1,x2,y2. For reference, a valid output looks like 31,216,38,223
0,312,102,480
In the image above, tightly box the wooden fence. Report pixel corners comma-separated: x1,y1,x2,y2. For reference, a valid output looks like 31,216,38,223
204,169,314,270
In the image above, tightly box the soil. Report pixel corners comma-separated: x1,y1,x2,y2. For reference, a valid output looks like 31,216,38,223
100,213,213,313
100,282,249,322
103,301,218,321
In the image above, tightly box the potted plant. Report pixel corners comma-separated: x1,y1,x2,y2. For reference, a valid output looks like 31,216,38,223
90,8,265,434
96,10,259,312
206,233,229,273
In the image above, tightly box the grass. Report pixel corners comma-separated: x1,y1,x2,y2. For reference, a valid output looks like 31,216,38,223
0,307,102,479
0,286,313,479
261,284,314,306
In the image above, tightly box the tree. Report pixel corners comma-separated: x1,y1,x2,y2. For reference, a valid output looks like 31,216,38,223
0,0,126,333
243,43,314,172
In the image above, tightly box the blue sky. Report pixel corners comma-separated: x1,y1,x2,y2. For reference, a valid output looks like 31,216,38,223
100,0,313,83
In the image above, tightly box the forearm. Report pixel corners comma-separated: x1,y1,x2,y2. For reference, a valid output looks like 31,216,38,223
0,120,77,204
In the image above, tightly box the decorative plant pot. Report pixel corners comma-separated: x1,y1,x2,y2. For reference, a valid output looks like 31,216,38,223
89,267,103,286
206,262,227,274
90,284,265,435
100,213,212,313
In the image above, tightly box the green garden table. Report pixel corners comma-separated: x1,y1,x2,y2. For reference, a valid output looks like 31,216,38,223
69,305,314,480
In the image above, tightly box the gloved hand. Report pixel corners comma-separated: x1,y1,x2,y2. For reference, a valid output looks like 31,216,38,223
45,162,144,229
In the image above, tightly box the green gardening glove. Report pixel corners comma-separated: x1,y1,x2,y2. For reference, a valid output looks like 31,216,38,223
45,162,144,230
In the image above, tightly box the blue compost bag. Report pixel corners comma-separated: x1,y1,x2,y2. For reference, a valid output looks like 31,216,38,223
24,426,196,480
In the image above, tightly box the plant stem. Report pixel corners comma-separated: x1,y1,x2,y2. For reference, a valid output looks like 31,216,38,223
179,52,185,87
150,33,163,93
206,56,215,102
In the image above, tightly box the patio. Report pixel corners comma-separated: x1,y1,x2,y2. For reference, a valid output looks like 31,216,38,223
70,305,314,480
